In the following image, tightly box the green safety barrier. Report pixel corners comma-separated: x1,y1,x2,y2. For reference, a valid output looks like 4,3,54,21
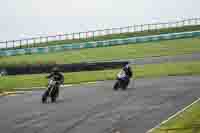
0,31,200,57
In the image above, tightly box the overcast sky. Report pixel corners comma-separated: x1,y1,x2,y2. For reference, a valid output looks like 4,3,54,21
0,0,199,41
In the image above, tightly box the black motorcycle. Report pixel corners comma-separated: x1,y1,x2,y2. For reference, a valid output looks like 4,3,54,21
113,70,130,90
42,77,59,103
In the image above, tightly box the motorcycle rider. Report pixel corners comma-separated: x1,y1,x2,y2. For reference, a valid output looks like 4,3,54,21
45,67,64,102
121,62,132,85
114,62,133,90
122,62,132,79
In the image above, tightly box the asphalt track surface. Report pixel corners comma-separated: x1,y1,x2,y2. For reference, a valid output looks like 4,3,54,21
0,76,200,133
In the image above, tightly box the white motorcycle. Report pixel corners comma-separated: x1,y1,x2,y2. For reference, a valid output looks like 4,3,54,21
113,70,130,90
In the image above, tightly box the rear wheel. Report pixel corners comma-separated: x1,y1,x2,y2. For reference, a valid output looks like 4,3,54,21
121,79,130,90
122,85,127,90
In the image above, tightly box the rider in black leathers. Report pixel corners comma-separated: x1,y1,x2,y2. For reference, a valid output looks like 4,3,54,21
122,62,132,78
46,67,64,100
120,62,133,86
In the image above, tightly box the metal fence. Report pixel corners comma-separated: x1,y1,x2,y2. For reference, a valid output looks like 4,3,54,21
1,30,200,57
0,18,200,50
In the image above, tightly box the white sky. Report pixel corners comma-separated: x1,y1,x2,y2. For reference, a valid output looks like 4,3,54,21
0,0,199,41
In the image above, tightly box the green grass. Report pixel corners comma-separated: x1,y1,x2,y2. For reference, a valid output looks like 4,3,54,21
152,101,200,133
8,25,200,49
1,37,200,67
1,61,200,92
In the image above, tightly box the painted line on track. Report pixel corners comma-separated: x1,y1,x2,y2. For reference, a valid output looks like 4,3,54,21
146,97,200,133
82,81,97,84
63,84,73,87
0,91,33,97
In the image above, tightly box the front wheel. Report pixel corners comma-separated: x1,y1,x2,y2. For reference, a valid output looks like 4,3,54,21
113,81,120,90
42,90,49,103
51,96,56,103
50,86,59,103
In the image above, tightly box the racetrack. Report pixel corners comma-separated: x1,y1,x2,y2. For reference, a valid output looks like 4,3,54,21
0,76,200,133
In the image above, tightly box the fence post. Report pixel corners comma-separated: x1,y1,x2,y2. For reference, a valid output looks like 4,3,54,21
127,26,129,33
33,39,36,47
152,24,155,31
20,40,22,48
130,26,132,32
167,23,170,31
134,25,137,32
13,40,15,48
40,37,42,44
154,24,157,32
192,18,195,25
106,29,110,35
111,28,114,34
162,23,165,30
65,34,68,40
182,20,185,27
176,21,179,29
140,24,143,32
26,39,29,48
185,19,188,25
120,28,122,34
85,32,87,39
195,18,198,25
78,32,81,40
189,19,191,25
46,37,48,43
6,41,8,49
72,33,74,40
92,31,95,40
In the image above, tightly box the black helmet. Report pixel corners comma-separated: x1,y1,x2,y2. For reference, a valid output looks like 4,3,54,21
124,62,129,67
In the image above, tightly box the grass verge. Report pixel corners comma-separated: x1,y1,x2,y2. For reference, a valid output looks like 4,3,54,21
1,61,200,92
152,100,200,133
1,37,200,67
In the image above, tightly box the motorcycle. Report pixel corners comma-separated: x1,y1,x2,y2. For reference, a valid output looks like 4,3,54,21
42,77,59,103
113,70,130,90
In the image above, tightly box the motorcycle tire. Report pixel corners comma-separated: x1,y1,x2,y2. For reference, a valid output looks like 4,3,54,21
42,90,49,103
121,85,128,90
113,81,120,90
121,79,129,90
51,96,56,103
50,87,58,103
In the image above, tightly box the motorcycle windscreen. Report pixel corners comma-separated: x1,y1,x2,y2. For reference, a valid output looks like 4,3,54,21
117,70,126,78
49,79,57,86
